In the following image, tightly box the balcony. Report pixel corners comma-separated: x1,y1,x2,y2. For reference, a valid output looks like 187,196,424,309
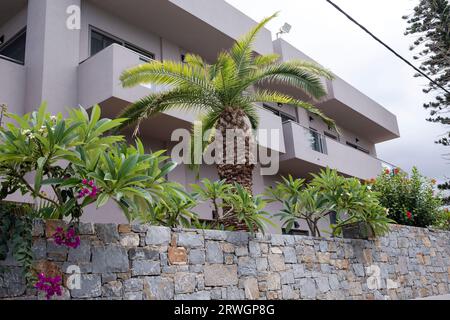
0,55,26,117
280,121,385,180
78,44,285,152
273,38,400,144
85,0,273,62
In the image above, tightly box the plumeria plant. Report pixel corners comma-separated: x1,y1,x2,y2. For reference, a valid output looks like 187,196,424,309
0,103,181,222
0,103,186,290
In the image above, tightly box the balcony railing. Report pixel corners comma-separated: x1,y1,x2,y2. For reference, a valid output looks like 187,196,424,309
283,120,398,172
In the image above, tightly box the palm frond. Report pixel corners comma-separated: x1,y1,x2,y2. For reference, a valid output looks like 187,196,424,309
229,12,278,78
248,90,337,130
251,63,331,99
118,88,221,134
286,60,333,80
253,53,281,67
120,60,213,91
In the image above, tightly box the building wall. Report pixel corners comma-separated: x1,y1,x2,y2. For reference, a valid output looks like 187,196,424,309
80,1,181,63
1,221,449,300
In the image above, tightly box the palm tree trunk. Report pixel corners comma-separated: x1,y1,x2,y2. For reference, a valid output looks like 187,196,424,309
216,107,255,231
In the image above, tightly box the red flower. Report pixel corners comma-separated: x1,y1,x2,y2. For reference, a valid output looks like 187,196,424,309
406,211,412,220
384,169,390,175
431,179,437,185
393,168,400,175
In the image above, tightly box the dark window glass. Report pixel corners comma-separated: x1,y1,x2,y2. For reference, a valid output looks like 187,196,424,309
346,141,369,154
309,128,327,154
90,30,120,56
0,29,26,63
262,104,296,122
124,43,155,61
90,28,155,62
324,132,338,141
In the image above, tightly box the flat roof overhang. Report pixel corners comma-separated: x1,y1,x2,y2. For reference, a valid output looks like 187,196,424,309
86,0,273,62
318,77,400,144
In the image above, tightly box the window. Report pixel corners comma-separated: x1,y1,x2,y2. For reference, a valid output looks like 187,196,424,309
125,43,155,62
0,28,26,64
262,104,296,123
90,27,155,61
346,141,370,154
0,35,4,45
324,131,338,141
309,128,327,154
90,29,121,56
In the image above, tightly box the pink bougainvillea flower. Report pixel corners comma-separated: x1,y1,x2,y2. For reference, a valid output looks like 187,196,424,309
35,273,62,300
52,227,80,249
82,178,88,185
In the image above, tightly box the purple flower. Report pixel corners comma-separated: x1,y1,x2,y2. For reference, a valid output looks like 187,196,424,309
35,273,62,300
51,227,80,249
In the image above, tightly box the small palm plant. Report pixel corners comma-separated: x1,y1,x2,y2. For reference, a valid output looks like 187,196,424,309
119,13,334,195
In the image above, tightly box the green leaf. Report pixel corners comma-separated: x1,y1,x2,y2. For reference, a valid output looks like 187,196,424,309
34,157,46,193
96,193,110,208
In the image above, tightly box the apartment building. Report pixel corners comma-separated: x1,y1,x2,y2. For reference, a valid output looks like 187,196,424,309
0,0,400,234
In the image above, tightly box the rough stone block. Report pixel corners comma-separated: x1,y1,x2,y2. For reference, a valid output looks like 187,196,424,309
178,233,204,248
189,249,205,265
204,265,238,286
168,247,188,265
68,240,91,263
143,277,174,300
95,224,119,244
92,245,129,273
128,247,159,261
206,241,223,263
70,274,101,298
132,260,160,276
174,273,197,294
145,226,171,246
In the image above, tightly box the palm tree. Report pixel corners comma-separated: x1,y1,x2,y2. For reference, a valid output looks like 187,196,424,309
119,13,334,214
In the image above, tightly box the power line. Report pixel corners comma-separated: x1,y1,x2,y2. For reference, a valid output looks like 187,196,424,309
325,0,450,96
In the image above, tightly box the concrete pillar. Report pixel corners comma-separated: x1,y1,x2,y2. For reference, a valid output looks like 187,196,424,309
25,0,81,114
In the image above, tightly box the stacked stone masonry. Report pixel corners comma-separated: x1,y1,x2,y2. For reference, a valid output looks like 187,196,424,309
1,220,449,300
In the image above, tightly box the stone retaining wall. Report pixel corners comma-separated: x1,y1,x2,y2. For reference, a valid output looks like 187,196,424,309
1,220,449,300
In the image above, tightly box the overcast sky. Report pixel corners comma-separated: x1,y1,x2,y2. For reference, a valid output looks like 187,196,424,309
226,0,449,183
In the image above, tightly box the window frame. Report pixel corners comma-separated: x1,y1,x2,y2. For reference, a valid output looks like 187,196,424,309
0,27,27,64
89,26,155,61
262,104,297,123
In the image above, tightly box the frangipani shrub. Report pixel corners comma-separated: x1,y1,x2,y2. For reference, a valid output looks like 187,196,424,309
0,103,179,222
266,168,393,238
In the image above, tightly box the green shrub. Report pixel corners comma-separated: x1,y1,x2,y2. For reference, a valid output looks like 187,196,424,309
266,168,393,238
0,103,179,222
191,179,273,233
370,167,443,228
